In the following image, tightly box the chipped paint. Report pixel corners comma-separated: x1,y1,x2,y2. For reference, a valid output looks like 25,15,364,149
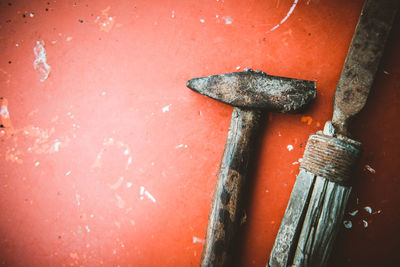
175,144,188,149
268,0,298,33
162,104,172,112
364,206,372,214
343,220,352,229
348,210,358,216
193,236,204,244
115,194,126,209
144,191,156,203
365,164,376,174
109,176,124,190
222,16,233,25
301,116,313,125
33,40,51,82
94,6,116,32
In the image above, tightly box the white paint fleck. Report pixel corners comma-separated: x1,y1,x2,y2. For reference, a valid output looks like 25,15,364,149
65,171,71,176
298,158,303,162
364,206,372,214
126,182,133,188
171,10,175,18
124,148,129,155
162,104,172,112
33,40,51,82
175,144,188,149
30,13,34,17
193,236,204,244
348,210,358,216
90,214,94,218
268,0,298,33
236,66,241,70
75,193,81,206
363,220,368,228
85,225,90,232
216,14,219,18
200,19,205,23
343,220,352,229
54,140,61,152
127,156,132,165
34,161,40,167
101,91,107,96
140,186,145,200
144,191,156,203
286,145,294,151
365,164,376,174
222,16,232,24
383,70,389,75
0,105,9,119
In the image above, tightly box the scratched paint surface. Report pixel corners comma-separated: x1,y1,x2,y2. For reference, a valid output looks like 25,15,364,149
0,0,399,266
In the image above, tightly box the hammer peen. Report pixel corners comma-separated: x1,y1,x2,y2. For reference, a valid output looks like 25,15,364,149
187,69,316,267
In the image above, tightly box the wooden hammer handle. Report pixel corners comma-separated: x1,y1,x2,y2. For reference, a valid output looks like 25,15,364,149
200,107,263,267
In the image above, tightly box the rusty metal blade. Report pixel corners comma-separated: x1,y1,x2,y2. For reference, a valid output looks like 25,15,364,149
187,69,316,113
332,0,399,134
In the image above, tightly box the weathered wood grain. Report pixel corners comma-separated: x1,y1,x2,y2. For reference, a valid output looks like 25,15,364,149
268,169,316,267
200,107,263,267
292,176,351,267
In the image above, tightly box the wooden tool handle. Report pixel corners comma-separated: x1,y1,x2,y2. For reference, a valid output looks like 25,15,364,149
269,122,361,267
200,107,263,267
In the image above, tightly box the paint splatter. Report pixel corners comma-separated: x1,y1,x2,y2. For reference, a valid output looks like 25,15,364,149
162,104,171,112
364,164,376,174
109,176,124,190
268,0,298,33
193,236,204,244
33,40,51,82
286,145,294,151
343,220,352,229
115,194,126,209
348,210,359,216
222,16,233,24
364,206,372,214
94,6,116,32
175,144,188,149
140,186,156,203
301,116,313,125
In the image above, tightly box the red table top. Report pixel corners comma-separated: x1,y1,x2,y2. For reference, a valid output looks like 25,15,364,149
0,0,399,266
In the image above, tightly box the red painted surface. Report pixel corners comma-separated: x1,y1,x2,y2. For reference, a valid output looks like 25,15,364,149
0,0,399,266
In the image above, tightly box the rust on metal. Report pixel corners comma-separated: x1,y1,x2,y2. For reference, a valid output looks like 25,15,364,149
187,69,316,113
332,0,399,135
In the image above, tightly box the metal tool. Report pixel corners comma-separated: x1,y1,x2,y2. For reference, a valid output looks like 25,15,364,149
187,69,316,267
269,1,399,266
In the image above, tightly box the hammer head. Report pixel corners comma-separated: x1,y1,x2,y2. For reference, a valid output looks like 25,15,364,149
187,69,316,113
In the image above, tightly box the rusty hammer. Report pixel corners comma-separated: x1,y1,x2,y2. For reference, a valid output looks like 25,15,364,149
187,69,316,267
